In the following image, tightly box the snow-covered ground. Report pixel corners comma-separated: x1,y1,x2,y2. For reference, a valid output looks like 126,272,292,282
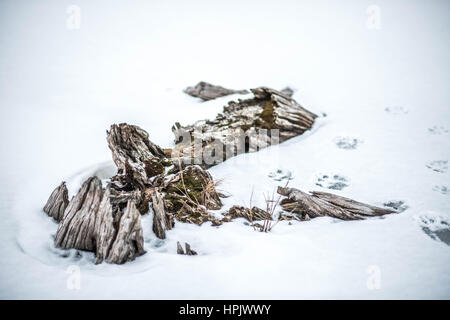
0,0,449,299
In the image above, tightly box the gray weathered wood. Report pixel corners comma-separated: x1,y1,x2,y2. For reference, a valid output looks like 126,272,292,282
278,187,396,220
106,199,146,264
54,177,103,251
151,188,173,239
177,241,197,255
177,241,185,254
43,182,69,222
172,87,317,168
107,123,166,189
185,242,197,255
184,81,249,101
54,178,146,264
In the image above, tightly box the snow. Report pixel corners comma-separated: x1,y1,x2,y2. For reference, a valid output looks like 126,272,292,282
0,0,449,299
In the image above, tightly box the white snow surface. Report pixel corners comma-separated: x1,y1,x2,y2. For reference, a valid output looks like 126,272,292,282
0,0,449,299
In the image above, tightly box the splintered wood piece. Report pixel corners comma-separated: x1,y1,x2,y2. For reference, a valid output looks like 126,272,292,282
185,242,197,255
177,241,197,255
54,177,146,264
177,241,185,255
184,81,249,101
54,177,104,251
107,123,166,188
151,189,173,239
43,182,69,222
106,199,146,264
277,187,396,220
172,87,317,168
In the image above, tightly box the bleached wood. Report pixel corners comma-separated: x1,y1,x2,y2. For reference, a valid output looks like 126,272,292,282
184,81,248,101
43,182,69,222
172,87,317,168
151,189,173,239
278,187,396,220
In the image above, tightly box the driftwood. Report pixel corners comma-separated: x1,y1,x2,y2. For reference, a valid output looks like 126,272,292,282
172,87,317,168
184,81,248,101
277,187,396,221
43,182,69,222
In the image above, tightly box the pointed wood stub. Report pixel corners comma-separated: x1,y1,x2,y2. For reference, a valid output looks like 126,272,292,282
43,182,69,222
106,200,145,264
151,189,173,239
54,177,104,251
54,177,146,264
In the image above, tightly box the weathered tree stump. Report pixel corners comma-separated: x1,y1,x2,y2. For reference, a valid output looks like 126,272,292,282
53,178,146,264
184,81,249,101
172,87,318,168
277,187,396,220
43,182,69,222
44,123,225,263
107,123,167,189
54,177,104,252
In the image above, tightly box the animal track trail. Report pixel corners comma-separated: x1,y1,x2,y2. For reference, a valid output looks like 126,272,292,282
432,185,450,195
268,169,293,182
383,200,408,213
415,214,450,246
385,106,408,115
333,136,362,150
426,160,448,173
428,125,449,135
314,173,349,191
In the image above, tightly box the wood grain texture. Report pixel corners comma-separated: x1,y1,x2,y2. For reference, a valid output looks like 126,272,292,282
278,187,396,220
43,182,69,222
172,87,317,168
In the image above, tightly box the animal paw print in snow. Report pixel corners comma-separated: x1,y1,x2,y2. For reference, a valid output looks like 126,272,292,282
415,214,450,246
426,160,448,173
428,125,449,135
315,174,349,190
333,136,362,150
385,106,408,115
432,185,450,195
268,169,293,182
383,200,408,213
